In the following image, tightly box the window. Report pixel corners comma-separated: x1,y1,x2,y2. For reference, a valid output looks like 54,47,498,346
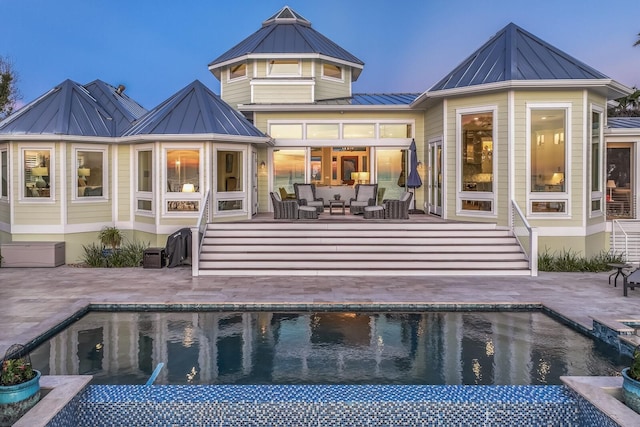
376,149,405,201
322,63,342,80
23,149,51,198
590,109,603,213
307,124,339,139
268,59,300,76
531,109,566,194
270,124,302,139
229,63,246,80
76,150,104,198
273,149,305,196
166,149,199,193
344,124,375,139
528,106,568,214
1,150,7,198
459,111,494,214
380,124,412,138
217,150,243,192
136,149,153,212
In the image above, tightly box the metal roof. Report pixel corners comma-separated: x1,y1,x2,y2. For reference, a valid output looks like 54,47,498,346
607,117,640,129
0,79,115,137
84,80,147,135
430,23,610,92
124,80,267,138
209,6,364,80
315,93,421,106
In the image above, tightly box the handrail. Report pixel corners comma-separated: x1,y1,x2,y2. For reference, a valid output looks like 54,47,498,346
610,219,640,264
191,190,211,277
510,200,538,276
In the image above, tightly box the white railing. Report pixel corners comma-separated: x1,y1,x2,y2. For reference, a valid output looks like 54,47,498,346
611,219,640,264
191,190,211,277
511,200,538,276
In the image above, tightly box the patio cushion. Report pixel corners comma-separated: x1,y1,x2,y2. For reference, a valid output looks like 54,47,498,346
298,186,314,201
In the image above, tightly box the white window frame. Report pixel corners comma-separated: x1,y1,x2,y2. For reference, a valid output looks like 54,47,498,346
134,145,154,216
321,62,344,82
0,147,7,200
73,145,108,201
20,146,54,202
589,105,604,217
227,62,247,82
455,106,498,217
162,145,203,217
267,59,301,77
526,102,571,217
214,146,248,216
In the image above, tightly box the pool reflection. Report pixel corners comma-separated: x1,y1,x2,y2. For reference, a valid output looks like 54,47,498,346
29,311,629,385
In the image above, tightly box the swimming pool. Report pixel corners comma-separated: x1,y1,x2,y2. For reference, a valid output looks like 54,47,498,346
29,310,629,386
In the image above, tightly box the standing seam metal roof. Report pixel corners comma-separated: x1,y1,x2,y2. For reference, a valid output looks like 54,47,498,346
607,117,640,129
429,23,610,92
123,80,266,138
209,6,363,79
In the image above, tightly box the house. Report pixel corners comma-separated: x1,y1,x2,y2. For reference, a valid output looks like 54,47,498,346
0,6,635,264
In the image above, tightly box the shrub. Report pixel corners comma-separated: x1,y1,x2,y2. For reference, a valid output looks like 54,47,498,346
537,248,625,272
81,240,149,267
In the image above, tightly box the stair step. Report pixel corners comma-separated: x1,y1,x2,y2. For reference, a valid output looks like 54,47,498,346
202,244,523,253
206,229,512,238
204,236,518,245
195,269,531,277
198,260,530,269
199,252,527,261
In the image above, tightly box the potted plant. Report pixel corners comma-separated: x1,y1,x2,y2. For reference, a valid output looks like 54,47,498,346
98,226,123,255
622,345,640,413
0,345,41,426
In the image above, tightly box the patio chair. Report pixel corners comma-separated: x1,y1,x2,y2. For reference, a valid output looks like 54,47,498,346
384,191,413,219
294,183,324,213
270,192,299,219
349,184,378,214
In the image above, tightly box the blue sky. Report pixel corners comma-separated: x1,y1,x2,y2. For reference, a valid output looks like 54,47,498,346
4,0,640,109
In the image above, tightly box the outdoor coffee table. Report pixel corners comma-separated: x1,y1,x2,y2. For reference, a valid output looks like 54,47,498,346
608,262,632,288
329,199,346,215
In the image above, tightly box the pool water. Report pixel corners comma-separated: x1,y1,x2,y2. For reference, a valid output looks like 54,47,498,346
30,311,629,386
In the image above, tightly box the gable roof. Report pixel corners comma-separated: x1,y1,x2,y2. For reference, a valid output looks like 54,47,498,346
123,80,268,140
0,79,117,137
208,6,364,80
430,23,610,92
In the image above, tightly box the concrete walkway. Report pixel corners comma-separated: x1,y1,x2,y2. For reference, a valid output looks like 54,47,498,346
1,266,640,355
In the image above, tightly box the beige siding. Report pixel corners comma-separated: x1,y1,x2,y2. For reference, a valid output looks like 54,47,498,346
220,63,253,107
253,85,313,103
425,101,444,141
314,63,351,101
118,145,130,222
444,92,509,226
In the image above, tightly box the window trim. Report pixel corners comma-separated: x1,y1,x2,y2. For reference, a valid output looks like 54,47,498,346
73,146,108,201
526,102,572,218
162,145,203,217
0,147,7,200
589,105,604,218
321,62,344,82
134,146,154,216
214,146,248,216
228,62,247,82
267,59,301,77
21,146,54,202
455,106,498,217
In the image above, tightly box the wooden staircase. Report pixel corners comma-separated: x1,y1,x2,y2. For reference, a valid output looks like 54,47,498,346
196,220,531,276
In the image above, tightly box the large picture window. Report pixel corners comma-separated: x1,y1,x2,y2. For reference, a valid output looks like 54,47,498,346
166,149,200,193
459,111,494,214
528,106,568,214
23,149,51,198
76,149,104,198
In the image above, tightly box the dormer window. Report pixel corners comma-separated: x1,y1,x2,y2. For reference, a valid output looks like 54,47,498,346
322,63,343,81
229,63,246,80
268,60,300,76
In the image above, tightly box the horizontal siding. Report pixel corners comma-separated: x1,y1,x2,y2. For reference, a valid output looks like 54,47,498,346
315,63,351,100
221,65,252,107
254,85,313,104
118,145,129,222
67,203,112,223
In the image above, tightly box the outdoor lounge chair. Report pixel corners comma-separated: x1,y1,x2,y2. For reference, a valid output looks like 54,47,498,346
384,191,413,219
270,192,299,219
349,184,378,214
294,183,324,213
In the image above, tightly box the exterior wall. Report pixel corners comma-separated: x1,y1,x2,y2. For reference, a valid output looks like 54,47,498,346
220,64,253,108
314,63,351,101
443,92,509,226
253,84,313,104
117,145,131,223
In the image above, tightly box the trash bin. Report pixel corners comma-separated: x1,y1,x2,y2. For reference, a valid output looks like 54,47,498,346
165,228,192,268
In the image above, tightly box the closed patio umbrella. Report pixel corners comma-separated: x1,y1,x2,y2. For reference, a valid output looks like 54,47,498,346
406,139,424,213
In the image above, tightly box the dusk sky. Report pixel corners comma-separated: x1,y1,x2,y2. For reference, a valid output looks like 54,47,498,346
4,0,640,109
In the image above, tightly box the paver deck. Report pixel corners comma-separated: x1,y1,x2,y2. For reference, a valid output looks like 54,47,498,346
2,266,640,355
